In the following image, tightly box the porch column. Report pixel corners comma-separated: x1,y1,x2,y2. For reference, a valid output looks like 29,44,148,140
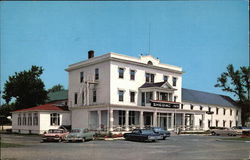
171,113,174,130
109,109,113,132
98,110,101,130
125,110,129,131
140,111,144,129
153,91,157,100
153,111,157,127
182,113,186,130
201,114,205,130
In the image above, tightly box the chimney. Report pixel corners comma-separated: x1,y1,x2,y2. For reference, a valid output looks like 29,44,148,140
88,50,94,59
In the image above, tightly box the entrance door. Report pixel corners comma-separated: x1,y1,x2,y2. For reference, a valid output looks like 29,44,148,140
160,117,167,130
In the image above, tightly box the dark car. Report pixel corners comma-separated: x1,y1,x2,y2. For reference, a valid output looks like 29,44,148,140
150,127,170,140
123,129,161,142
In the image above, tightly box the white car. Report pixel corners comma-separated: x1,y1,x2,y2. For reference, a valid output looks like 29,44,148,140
210,127,237,136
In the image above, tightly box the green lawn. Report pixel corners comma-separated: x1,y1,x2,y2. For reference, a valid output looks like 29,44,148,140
221,137,250,141
1,142,25,148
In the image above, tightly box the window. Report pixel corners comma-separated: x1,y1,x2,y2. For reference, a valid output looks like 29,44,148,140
230,109,232,116
174,96,177,102
145,73,154,83
208,107,211,112
208,120,211,128
50,113,60,126
236,110,238,116
216,120,219,127
80,72,84,83
147,61,153,65
181,104,184,109
130,91,135,103
33,113,38,126
236,120,238,126
118,68,124,79
129,111,135,125
118,90,124,102
200,106,203,111
146,92,153,103
223,120,226,127
130,70,135,80
141,92,145,106
118,111,125,125
223,108,226,115
163,75,168,82
95,68,99,80
190,105,194,110
93,90,96,102
230,120,232,128
28,113,32,126
18,114,21,126
22,114,26,126
199,119,203,127
172,77,177,87
216,108,219,115
74,93,78,105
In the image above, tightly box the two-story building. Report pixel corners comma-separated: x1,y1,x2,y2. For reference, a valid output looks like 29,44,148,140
66,51,241,132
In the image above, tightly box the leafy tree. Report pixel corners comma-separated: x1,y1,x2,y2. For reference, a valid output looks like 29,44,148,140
0,104,15,125
2,65,48,109
215,64,250,125
48,84,65,93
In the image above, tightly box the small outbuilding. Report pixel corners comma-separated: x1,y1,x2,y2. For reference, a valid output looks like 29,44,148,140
12,103,70,134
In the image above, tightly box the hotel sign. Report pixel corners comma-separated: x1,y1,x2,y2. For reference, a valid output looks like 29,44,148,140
151,101,179,109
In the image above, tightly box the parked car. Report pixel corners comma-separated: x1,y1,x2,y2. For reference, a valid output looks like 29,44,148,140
123,129,161,142
150,127,171,140
231,126,250,135
210,127,237,136
66,128,95,142
41,129,69,142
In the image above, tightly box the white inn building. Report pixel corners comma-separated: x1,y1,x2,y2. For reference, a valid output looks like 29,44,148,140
65,51,241,132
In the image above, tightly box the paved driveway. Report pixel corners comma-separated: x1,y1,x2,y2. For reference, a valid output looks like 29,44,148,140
1,134,250,160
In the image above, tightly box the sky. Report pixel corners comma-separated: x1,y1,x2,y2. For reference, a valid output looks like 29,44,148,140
1,1,249,102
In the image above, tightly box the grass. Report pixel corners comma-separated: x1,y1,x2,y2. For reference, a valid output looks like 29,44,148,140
0,142,25,148
220,137,250,141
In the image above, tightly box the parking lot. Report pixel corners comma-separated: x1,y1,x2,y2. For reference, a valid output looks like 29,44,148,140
1,134,250,160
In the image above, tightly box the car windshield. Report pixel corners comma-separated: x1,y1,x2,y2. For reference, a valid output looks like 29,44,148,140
153,128,163,132
71,129,81,133
48,130,63,133
141,130,154,134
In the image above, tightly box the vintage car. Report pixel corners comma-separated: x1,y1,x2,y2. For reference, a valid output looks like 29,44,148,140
210,127,237,136
123,129,161,142
231,126,250,135
66,128,95,142
41,129,69,142
150,127,171,140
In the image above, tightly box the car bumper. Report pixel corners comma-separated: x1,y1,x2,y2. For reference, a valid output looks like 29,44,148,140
148,136,161,141
42,137,61,141
66,137,83,141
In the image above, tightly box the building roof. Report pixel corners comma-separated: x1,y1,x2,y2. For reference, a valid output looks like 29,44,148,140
46,90,68,103
182,88,236,107
13,104,69,112
140,82,166,88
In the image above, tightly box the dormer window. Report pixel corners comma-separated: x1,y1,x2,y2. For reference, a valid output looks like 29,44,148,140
147,61,153,65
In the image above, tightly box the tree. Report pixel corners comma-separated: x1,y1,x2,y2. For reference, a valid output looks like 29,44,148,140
215,64,250,125
48,84,65,93
2,65,48,109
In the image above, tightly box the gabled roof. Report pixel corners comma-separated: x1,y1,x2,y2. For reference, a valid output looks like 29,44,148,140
13,104,69,112
46,90,68,103
182,88,237,107
140,81,175,90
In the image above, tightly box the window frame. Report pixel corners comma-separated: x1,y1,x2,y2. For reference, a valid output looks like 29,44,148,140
95,68,99,80
50,113,60,126
130,70,135,80
130,91,135,103
118,90,124,102
118,68,124,79
80,71,84,83
172,77,177,87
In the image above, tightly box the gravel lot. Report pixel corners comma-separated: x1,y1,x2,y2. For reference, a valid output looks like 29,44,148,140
1,134,250,160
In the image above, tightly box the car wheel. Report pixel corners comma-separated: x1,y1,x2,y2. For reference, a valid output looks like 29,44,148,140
82,138,86,142
58,138,62,142
211,132,217,136
163,137,166,140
